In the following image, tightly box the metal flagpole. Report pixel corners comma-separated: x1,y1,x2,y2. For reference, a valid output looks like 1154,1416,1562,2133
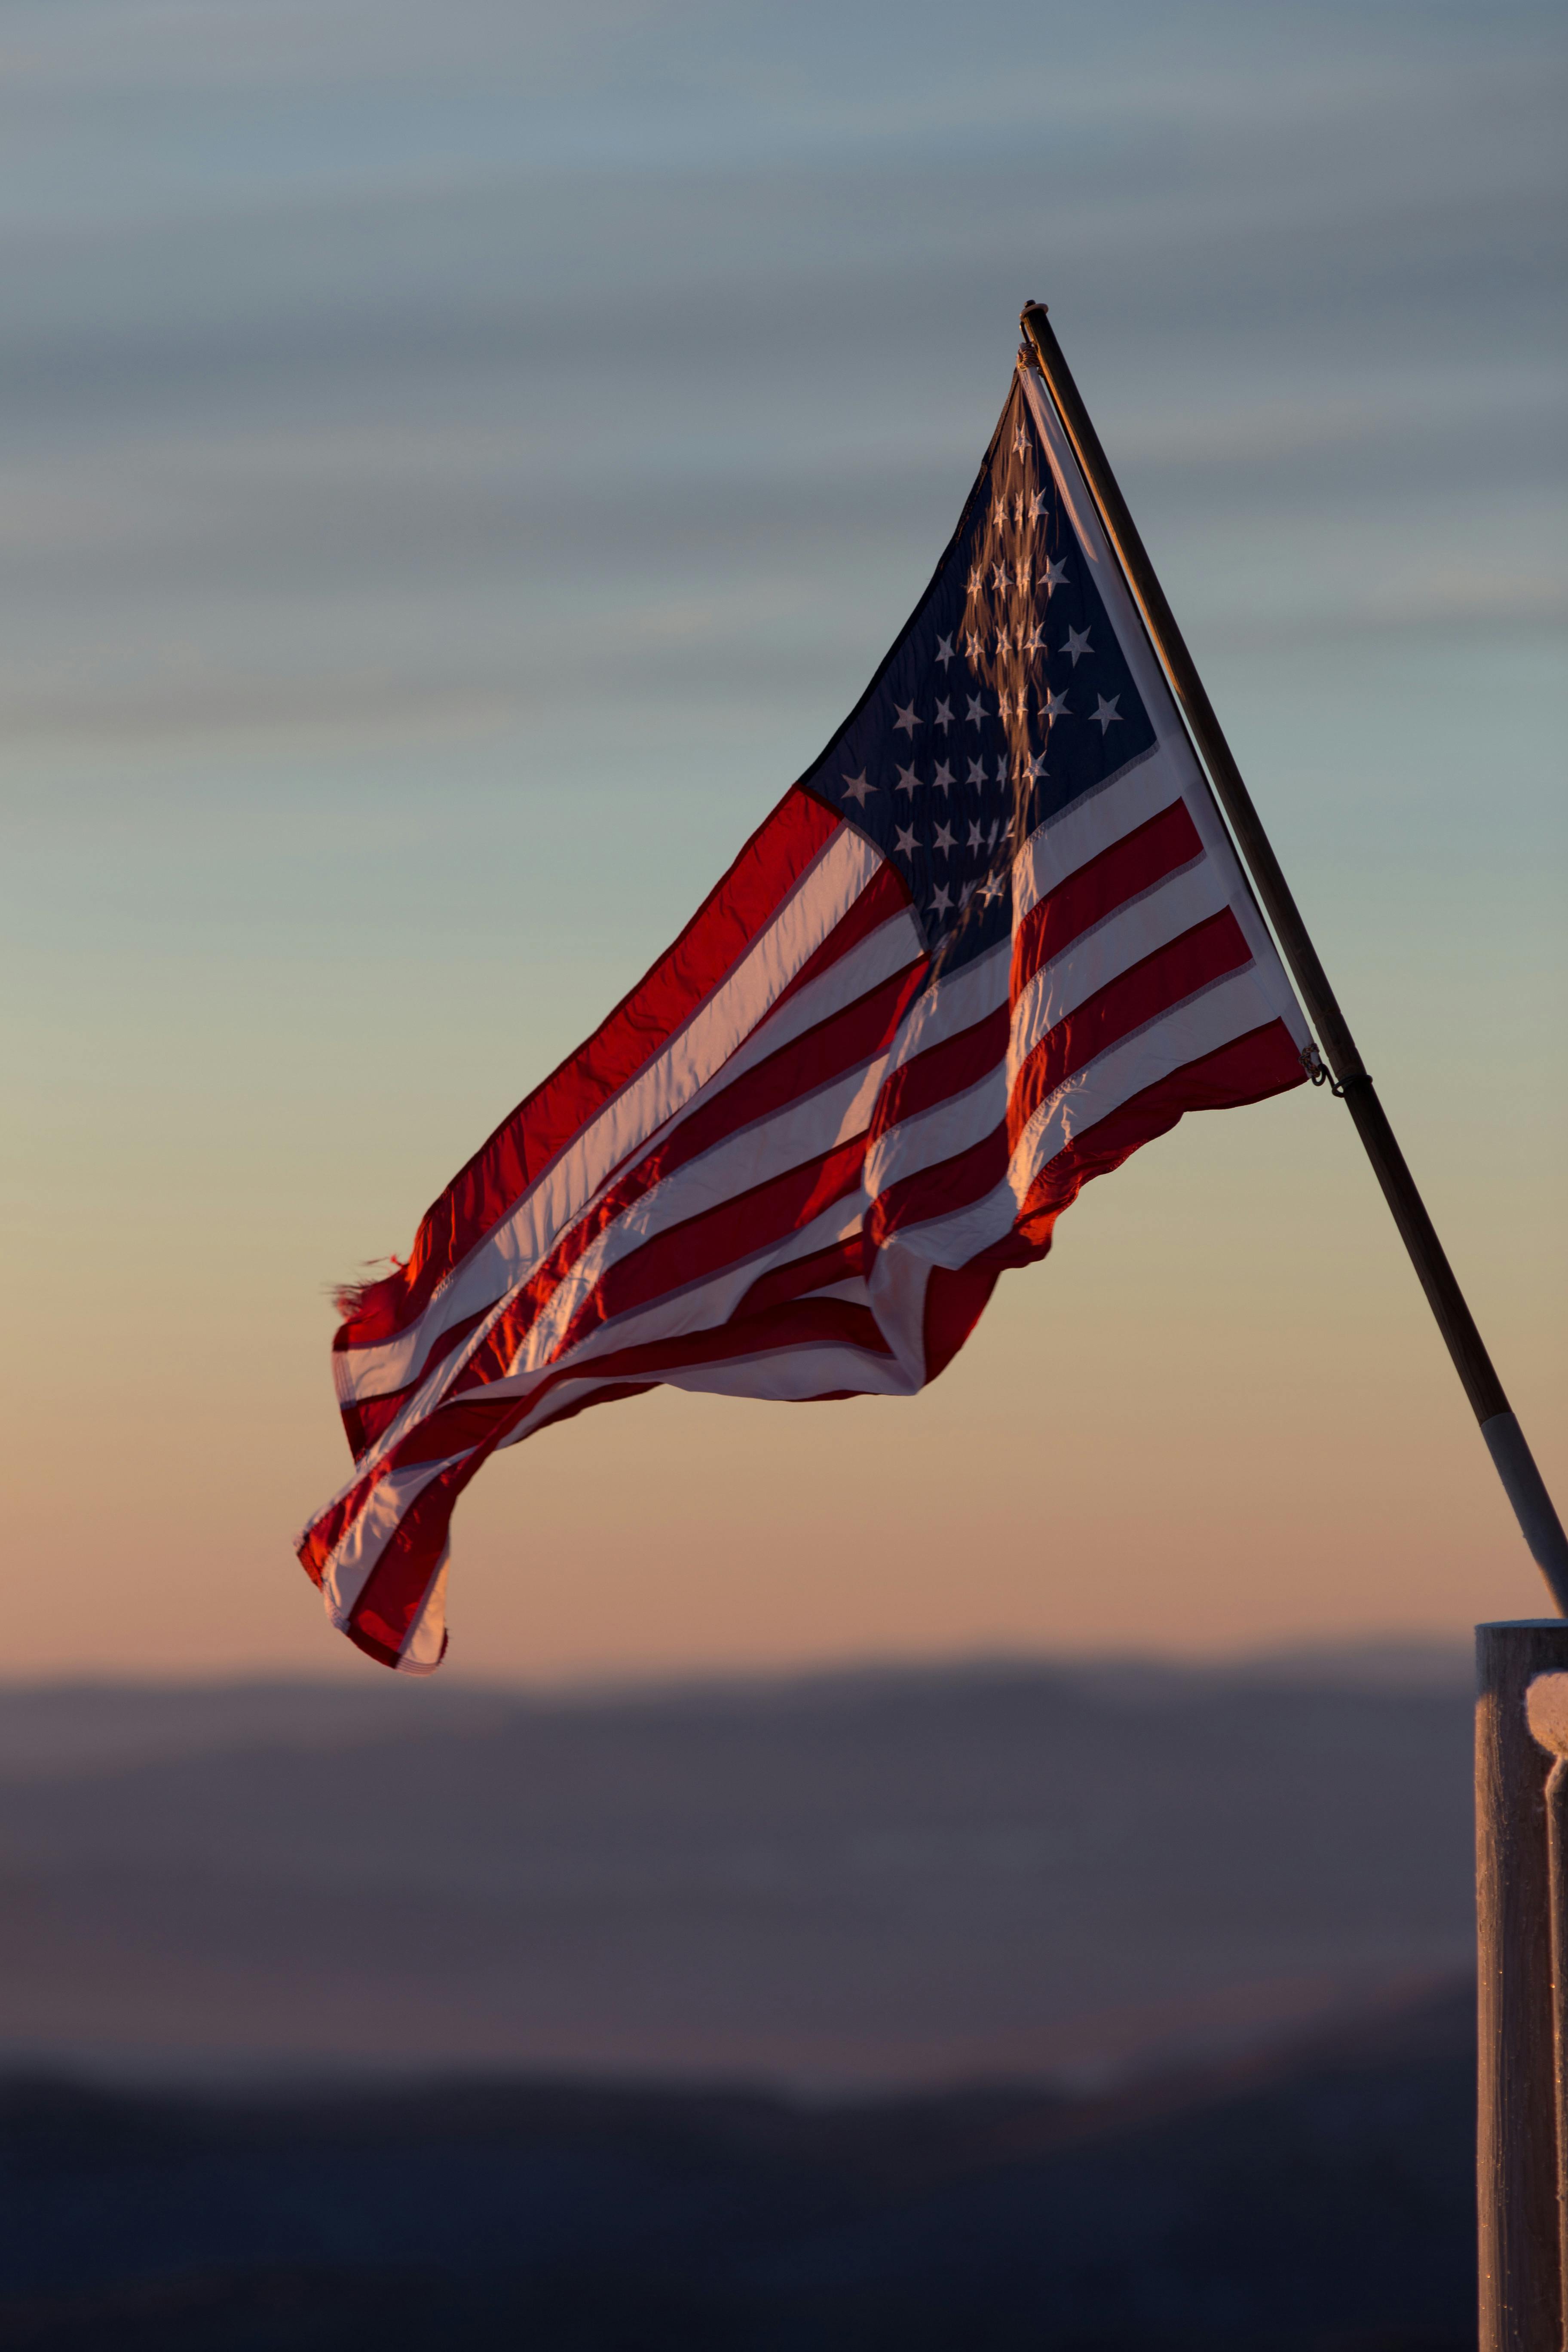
1018,299,1568,1616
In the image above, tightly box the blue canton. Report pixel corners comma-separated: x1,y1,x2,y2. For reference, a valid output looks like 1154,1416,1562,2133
799,368,1156,974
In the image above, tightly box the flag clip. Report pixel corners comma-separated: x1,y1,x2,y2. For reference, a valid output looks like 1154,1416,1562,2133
1301,1042,1347,1099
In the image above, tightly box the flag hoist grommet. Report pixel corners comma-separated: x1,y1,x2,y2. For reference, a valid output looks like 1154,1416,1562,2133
296,352,1311,1672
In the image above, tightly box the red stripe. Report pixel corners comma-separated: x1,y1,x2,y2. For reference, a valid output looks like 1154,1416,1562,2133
922,1261,1008,1384
346,1452,490,1662
554,1133,870,1357
550,1293,895,1390
371,1130,870,1485
340,1394,399,1464
380,1280,897,1489
1008,909,1252,1152
297,1462,387,1585
439,959,920,1403
870,1002,1011,1141
334,786,842,1354
854,803,1205,1166
910,1021,1307,1383
732,1236,865,1319
867,1119,1010,1249
1011,798,1203,1002
1019,1018,1307,1228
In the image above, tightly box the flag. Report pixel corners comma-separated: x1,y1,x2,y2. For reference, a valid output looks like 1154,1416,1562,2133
298,356,1311,1672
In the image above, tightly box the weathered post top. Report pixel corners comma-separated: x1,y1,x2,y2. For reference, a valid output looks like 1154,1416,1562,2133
1476,1620,1568,2350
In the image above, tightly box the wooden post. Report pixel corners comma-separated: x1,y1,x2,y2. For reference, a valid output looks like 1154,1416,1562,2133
1018,298,1568,1616
1476,1620,1568,2349
1526,1671,1568,2337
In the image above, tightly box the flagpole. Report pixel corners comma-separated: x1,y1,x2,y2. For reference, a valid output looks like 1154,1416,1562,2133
1019,300,1568,1614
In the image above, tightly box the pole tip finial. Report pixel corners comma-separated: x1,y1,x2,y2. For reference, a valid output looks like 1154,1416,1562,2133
1021,300,1047,322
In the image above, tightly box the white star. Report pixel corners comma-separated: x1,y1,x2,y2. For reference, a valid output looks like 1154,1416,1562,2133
894,701,922,736
1023,623,1045,658
1042,556,1069,596
895,823,918,856
1029,488,1047,522
983,867,1007,903
1027,749,1048,780
995,759,1010,784
841,770,875,806
1061,624,1092,664
995,627,1011,659
1014,556,1031,593
967,818,985,850
966,757,987,786
895,764,921,796
1092,695,1122,733
934,634,955,670
1041,687,1069,721
929,883,952,916
958,879,977,908
966,694,987,727
934,697,953,732
992,561,1010,593
967,564,984,598
933,820,955,853
964,630,984,662
1013,423,1029,459
1014,491,1027,527
932,760,953,793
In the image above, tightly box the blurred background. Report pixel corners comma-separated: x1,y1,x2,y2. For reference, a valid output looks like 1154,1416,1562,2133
0,0,1563,2342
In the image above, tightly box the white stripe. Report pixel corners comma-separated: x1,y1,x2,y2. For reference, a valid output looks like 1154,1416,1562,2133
1008,858,1230,1077
388,1195,871,1442
493,1058,886,1382
497,1194,870,1395
864,858,1242,1207
658,1342,919,1403
1009,964,1284,1192
318,1453,463,1620
334,830,900,1409
336,1063,877,1481
491,1338,921,1447
881,963,1285,1274
681,903,919,1102
395,1562,450,1674
858,940,1012,1201
877,936,1008,1074
1012,744,1185,919
865,1060,1009,1201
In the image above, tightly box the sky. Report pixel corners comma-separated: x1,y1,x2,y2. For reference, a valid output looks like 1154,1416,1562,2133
2,0,1565,1682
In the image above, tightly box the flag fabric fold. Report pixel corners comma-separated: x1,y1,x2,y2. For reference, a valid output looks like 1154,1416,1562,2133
297,358,1309,1672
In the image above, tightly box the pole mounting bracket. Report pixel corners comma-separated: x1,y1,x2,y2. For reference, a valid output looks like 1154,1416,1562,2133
1301,1041,1374,1100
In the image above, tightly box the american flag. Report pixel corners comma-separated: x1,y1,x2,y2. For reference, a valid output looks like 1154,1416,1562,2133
298,358,1310,1671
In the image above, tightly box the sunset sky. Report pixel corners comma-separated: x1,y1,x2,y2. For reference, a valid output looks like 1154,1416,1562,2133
3,0,1564,1681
